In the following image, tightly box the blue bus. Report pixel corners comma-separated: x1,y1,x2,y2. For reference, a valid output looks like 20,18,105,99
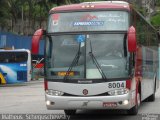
0,49,31,84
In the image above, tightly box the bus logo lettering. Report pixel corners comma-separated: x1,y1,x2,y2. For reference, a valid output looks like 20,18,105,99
80,14,98,21
73,21,104,26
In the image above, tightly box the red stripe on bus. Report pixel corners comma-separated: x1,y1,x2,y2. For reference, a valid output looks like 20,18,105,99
44,80,48,90
126,80,131,89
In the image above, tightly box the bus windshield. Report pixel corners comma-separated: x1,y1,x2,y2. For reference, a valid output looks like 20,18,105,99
45,33,129,80
48,11,129,32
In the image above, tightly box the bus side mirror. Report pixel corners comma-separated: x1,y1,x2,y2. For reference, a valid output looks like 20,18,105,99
31,29,44,54
128,26,137,52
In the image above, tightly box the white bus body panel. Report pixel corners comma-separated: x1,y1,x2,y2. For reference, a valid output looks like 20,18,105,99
45,81,136,110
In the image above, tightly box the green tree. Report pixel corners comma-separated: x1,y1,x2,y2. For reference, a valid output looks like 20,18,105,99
151,12,160,27
0,0,23,32
0,0,10,30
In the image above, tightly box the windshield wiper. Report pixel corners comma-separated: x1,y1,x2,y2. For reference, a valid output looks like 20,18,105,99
89,40,107,80
64,43,81,81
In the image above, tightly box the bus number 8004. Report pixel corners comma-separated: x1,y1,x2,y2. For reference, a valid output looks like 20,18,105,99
108,82,125,89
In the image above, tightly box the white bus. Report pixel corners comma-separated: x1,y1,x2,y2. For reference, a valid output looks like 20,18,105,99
31,1,159,115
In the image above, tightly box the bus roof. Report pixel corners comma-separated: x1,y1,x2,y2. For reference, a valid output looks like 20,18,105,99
81,1,129,5
49,1,130,14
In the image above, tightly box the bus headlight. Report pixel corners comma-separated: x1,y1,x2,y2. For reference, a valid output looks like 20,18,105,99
108,89,129,96
46,90,64,96
123,100,129,105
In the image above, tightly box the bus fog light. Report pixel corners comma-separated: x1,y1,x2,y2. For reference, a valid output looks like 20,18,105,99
46,100,55,105
46,100,51,105
123,100,129,105
108,89,129,96
46,90,64,96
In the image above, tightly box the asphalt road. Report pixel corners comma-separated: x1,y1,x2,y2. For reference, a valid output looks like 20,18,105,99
0,80,160,120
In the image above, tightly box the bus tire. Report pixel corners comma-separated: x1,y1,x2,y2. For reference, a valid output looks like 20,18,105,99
147,85,156,102
147,93,155,102
127,92,140,115
64,110,76,115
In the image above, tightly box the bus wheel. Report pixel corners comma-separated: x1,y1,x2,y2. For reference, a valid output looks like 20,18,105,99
127,92,140,115
147,88,155,102
147,81,156,102
64,110,76,115
147,93,155,102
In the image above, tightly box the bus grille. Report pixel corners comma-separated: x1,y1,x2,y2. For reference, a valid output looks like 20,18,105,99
63,92,110,97
17,71,27,81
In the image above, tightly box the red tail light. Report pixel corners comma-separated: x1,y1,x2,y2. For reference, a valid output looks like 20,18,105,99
44,80,48,90
126,80,131,90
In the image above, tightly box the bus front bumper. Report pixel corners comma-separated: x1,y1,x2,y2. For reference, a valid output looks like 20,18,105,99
45,91,136,110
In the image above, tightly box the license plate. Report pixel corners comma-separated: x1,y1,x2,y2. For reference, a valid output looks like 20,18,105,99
103,102,117,107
